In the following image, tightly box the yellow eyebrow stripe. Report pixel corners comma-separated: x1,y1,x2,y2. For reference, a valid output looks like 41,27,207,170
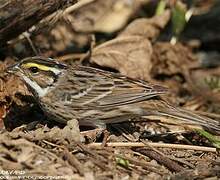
22,62,61,75
22,63,51,71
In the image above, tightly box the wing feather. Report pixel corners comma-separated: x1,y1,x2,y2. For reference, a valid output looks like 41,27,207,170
55,66,168,108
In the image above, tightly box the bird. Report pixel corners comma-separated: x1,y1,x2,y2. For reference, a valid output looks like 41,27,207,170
7,56,220,133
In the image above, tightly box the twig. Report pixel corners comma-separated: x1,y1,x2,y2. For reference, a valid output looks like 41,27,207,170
88,142,217,152
64,0,95,14
42,140,64,149
168,156,195,169
22,32,39,55
115,154,167,175
0,0,77,45
111,124,138,142
140,139,195,169
63,148,84,176
140,139,165,156
135,148,184,172
76,143,109,170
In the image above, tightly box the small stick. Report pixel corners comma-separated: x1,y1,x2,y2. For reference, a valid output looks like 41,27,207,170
88,142,217,152
115,154,167,175
63,148,84,176
135,148,184,172
64,0,95,14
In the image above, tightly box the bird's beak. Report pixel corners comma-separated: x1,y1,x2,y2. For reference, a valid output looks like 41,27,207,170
6,64,19,74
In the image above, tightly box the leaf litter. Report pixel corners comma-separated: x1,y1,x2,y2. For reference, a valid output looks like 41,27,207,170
0,0,220,179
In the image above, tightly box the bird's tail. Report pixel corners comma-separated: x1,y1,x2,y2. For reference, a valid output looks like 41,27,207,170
146,106,220,133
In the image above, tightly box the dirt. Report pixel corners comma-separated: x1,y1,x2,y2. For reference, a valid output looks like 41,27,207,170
0,0,220,179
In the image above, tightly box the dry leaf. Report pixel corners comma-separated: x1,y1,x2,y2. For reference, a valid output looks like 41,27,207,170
0,105,7,129
0,136,74,175
33,18,90,56
91,36,153,80
151,42,198,77
119,10,171,40
189,67,220,103
3,75,31,104
65,0,142,33
0,60,31,125
90,11,171,81
10,10,90,57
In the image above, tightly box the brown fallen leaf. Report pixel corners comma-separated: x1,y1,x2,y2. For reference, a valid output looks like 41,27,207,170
10,14,91,57
151,42,199,77
0,135,74,175
2,74,31,105
42,20,90,53
90,10,171,81
0,105,7,129
189,67,220,103
0,60,30,102
119,10,171,40
8,119,82,143
148,42,202,100
65,0,143,33
91,36,153,81
0,59,32,128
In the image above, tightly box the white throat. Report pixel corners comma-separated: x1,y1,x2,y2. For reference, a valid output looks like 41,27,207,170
22,75,50,97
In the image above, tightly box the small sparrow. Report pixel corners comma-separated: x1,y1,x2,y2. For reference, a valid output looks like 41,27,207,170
7,57,220,133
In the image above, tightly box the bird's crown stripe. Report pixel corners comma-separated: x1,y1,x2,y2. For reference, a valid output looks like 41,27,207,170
22,63,52,71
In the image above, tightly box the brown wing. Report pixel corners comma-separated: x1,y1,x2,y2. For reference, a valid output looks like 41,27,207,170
55,65,168,108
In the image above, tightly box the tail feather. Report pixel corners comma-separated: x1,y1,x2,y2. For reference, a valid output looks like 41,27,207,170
143,106,220,133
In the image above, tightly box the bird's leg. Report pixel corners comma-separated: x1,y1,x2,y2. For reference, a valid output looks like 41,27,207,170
80,127,106,143
101,129,110,147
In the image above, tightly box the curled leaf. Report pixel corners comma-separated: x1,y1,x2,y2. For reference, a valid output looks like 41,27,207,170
91,36,153,81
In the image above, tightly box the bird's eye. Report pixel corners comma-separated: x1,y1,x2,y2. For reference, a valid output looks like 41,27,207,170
29,66,39,74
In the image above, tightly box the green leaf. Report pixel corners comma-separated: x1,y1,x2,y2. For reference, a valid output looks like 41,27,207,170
196,129,220,149
155,0,166,15
115,156,129,168
171,1,187,42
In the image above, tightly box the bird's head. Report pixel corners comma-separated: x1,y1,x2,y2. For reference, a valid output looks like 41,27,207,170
7,57,67,97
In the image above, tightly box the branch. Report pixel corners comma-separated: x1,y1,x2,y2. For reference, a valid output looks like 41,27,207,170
0,0,77,46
